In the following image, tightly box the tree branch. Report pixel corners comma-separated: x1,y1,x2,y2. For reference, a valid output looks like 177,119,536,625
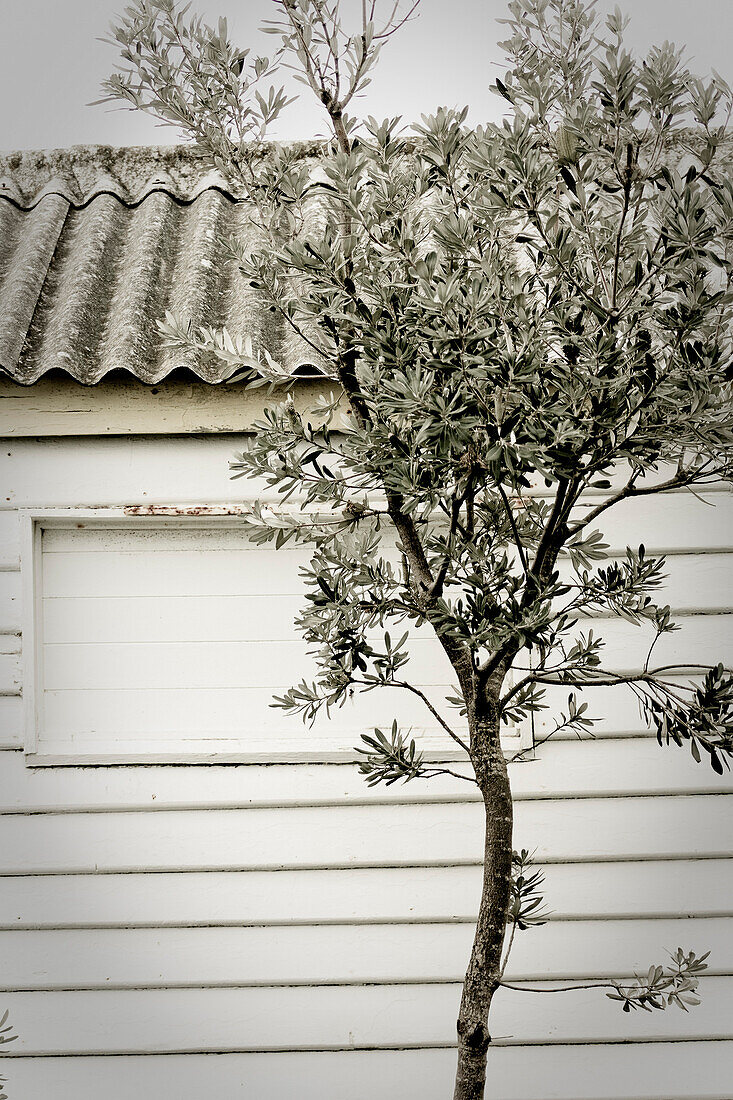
387,679,471,756
500,980,619,993
497,482,530,575
568,461,730,539
428,493,462,601
611,142,634,309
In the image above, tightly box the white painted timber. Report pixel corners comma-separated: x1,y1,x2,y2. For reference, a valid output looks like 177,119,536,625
39,615,731,694
0,375,336,438
513,614,733,674
0,430,731,1090
0,917,728,990
0,740,730,814
2,488,728,564
2,796,730,875
570,489,733,554
32,518,497,759
23,514,733,760
38,556,733,633
2,859,730,929
1,436,288,508
553,552,733,612
1,436,729,519
20,677,709,756
3,979,732,1053
5,1044,733,1100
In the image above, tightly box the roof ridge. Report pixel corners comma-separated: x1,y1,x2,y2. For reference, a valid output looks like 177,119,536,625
0,142,325,209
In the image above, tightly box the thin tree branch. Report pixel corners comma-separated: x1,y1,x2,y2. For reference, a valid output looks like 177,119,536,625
422,766,477,784
499,917,518,978
391,679,471,756
510,665,717,691
567,469,642,537
500,980,618,993
611,142,634,310
428,493,462,601
497,482,530,574
373,0,420,40
349,674,470,755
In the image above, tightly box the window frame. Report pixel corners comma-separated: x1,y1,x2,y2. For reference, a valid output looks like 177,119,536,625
21,508,531,766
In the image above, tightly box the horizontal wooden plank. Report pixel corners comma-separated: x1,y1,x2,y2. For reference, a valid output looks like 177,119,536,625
39,556,733,649
2,860,730,929
28,499,733,572
42,523,317,554
2,796,730,874
0,375,336,439
43,593,308,643
5,1043,733,1100
535,678,696,739
570,490,733,554
27,738,470,766
31,616,733,757
1,437,281,509
42,620,729,697
1,438,729,538
33,489,733,557
42,638,331,690
42,545,313,599
1,917,728,991
2,739,730,814
0,479,717,585
4,978,732,1053
37,612,733,695
555,553,732,613
36,688,466,752
26,677,705,755
516,614,733,676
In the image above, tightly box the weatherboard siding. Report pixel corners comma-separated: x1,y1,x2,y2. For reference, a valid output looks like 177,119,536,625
0,433,731,1099
5,1045,733,1100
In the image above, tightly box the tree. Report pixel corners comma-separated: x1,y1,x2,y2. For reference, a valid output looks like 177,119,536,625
102,2,733,1096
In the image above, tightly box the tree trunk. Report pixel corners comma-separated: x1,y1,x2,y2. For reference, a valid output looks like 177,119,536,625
453,721,514,1100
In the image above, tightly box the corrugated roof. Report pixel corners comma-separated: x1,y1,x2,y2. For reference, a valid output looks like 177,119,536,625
2,137,730,387
0,144,326,385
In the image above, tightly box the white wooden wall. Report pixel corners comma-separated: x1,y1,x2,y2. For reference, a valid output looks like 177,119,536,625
0,433,732,1100
28,521,493,762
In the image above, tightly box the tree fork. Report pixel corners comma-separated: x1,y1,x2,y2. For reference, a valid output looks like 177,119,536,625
454,712,514,1100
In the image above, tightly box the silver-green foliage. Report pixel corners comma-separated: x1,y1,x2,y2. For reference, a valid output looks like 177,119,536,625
103,0,733,1066
103,0,733,775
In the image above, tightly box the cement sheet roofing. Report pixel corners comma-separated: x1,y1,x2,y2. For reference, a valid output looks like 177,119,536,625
0,144,325,385
1,136,729,387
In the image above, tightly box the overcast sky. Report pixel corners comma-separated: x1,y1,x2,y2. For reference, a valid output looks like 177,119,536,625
1,0,732,150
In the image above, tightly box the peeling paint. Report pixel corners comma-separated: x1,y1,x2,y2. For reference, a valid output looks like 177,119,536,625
123,505,247,517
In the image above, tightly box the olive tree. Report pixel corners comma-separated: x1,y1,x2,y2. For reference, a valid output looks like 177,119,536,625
103,2,733,1097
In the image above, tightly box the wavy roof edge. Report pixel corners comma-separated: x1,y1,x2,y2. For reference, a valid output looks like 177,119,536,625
1,136,730,389
0,143,331,387
3,130,731,209
0,142,325,209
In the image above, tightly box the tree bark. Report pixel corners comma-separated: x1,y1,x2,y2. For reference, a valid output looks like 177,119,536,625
453,716,514,1100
